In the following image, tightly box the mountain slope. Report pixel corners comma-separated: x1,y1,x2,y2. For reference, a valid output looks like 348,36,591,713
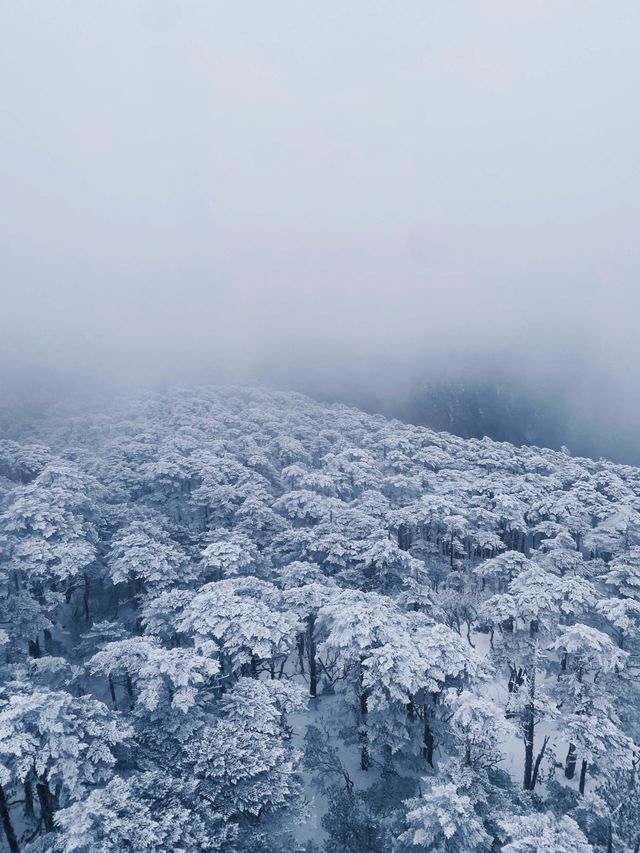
1,386,638,852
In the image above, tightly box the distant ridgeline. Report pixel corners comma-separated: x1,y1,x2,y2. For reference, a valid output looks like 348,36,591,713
337,376,633,467
1,386,639,852
395,380,567,447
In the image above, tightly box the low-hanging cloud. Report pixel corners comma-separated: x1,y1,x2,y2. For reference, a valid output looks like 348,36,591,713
1,1,640,459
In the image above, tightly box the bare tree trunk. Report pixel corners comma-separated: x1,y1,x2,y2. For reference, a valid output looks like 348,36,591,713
466,621,475,647
0,783,20,853
359,658,370,770
108,674,117,708
307,613,317,698
565,743,577,779
43,628,53,655
523,669,536,790
531,735,549,789
125,671,134,707
423,717,434,767
359,727,370,771
579,758,588,795
36,780,55,833
24,777,34,819
83,573,90,623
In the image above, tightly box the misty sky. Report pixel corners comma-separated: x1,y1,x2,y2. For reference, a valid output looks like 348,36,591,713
1,1,640,436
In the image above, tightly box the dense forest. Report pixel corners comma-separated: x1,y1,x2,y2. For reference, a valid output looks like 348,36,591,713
1,385,640,852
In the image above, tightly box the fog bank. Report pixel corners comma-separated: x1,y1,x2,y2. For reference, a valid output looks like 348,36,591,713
1,2,640,460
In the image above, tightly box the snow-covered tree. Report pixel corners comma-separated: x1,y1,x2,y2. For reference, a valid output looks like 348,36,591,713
178,578,301,677
500,813,593,852
398,766,493,852
0,684,130,832
107,521,194,593
89,637,220,713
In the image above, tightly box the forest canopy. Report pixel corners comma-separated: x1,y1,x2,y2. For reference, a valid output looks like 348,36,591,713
1,385,639,852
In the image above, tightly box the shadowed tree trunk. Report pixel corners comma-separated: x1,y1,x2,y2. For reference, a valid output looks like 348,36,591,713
43,628,53,654
24,777,34,819
108,674,117,708
125,671,135,709
523,668,536,790
531,735,550,789
565,743,577,779
423,712,434,767
579,758,588,795
83,573,90,623
359,657,370,770
36,780,55,833
308,614,317,698
0,783,20,853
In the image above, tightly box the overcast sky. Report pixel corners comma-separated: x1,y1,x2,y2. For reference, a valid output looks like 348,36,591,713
1,1,640,422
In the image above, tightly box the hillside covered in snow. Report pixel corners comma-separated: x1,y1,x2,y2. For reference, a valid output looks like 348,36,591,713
1,386,640,852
